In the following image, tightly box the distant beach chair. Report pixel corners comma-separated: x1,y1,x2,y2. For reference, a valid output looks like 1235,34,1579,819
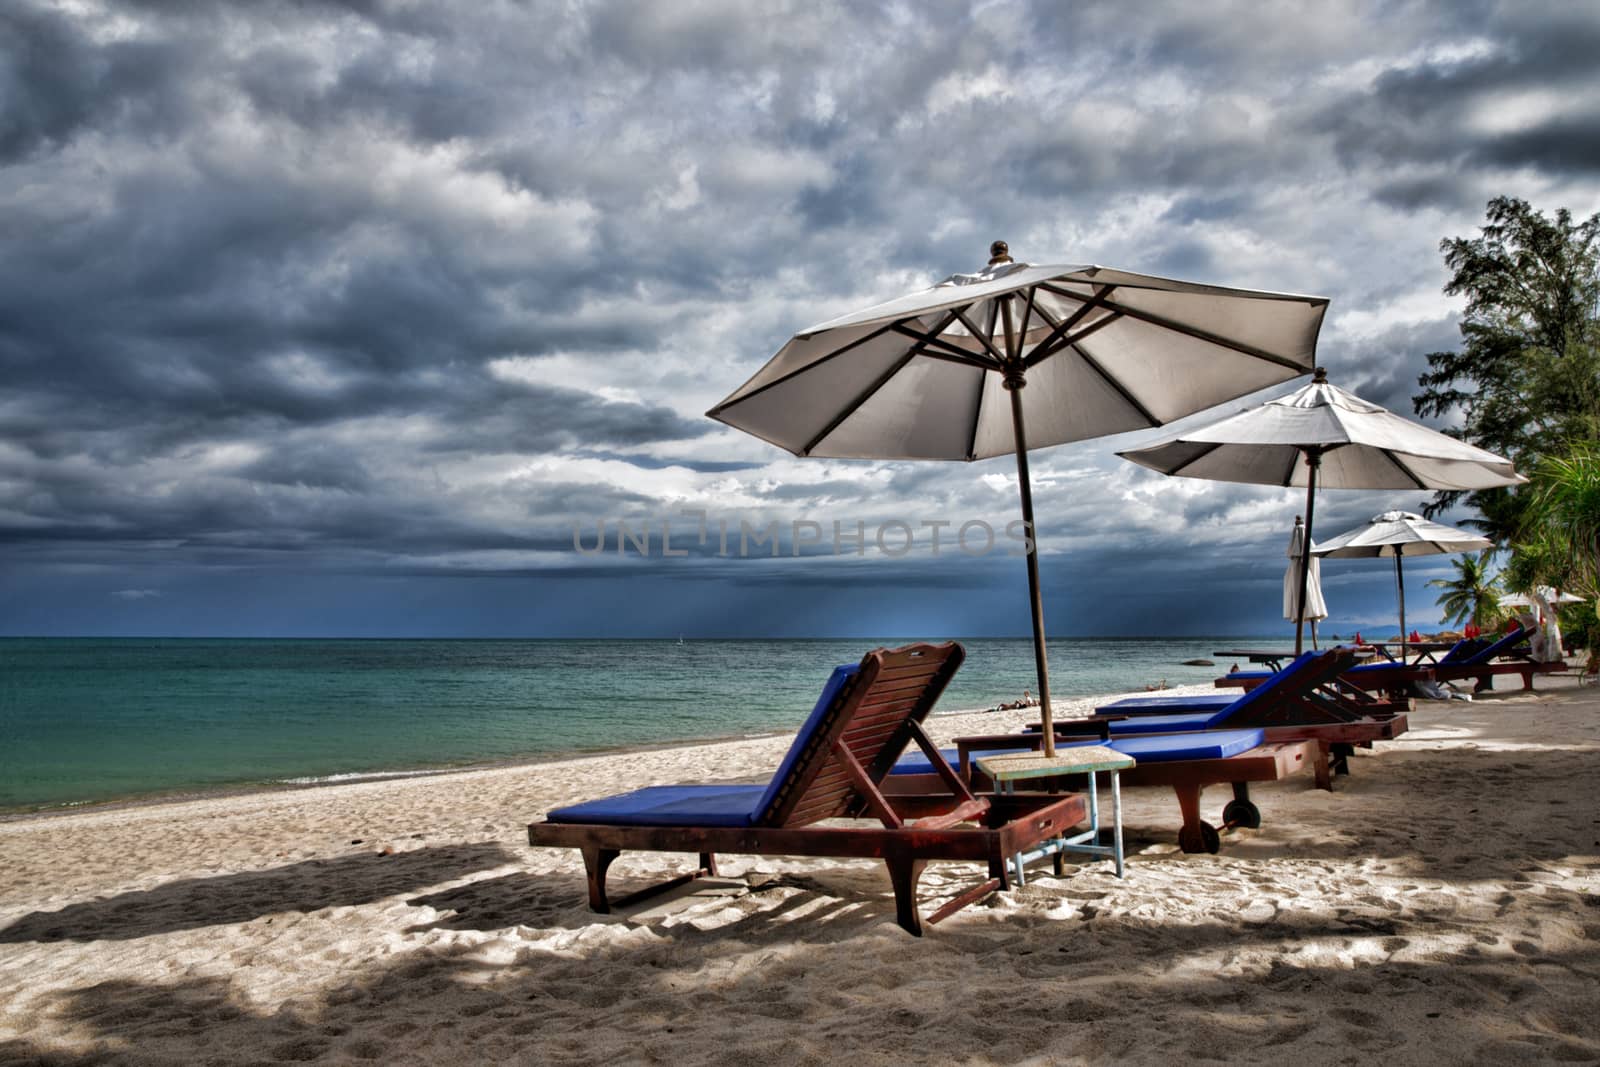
1222,627,1560,695
885,726,1316,856
1087,648,1409,782
885,652,1401,853
525,642,1089,936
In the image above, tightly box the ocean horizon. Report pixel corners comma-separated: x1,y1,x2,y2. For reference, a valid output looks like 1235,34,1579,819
1,635,1292,812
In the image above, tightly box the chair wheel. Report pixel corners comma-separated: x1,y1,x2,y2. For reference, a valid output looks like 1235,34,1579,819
1222,798,1261,829
1178,821,1221,854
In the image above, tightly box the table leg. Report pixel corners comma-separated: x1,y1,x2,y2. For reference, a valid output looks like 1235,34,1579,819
1111,771,1124,878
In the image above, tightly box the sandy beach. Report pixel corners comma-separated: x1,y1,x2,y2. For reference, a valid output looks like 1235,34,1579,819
2,675,1598,1065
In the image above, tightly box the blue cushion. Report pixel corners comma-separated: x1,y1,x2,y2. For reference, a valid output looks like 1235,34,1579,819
890,728,1266,775
1221,651,1322,718
547,784,768,827
753,664,860,819
1217,669,1274,682
1102,728,1263,761
1097,694,1238,714
545,662,862,829
1104,711,1231,735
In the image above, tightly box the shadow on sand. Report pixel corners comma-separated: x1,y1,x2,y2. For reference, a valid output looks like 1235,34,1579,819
0,843,518,943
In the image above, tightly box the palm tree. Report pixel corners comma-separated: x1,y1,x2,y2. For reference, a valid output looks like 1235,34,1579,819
1428,550,1504,629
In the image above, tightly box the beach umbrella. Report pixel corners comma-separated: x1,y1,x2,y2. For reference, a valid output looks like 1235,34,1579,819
1312,510,1491,650
1499,587,1584,608
708,241,1329,754
1284,517,1327,646
1117,368,1524,654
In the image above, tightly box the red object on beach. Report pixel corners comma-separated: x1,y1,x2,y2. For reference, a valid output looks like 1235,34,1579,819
1353,630,1363,645
1409,629,1423,643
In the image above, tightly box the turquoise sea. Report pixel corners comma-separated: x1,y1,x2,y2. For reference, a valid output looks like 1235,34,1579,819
0,637,1256,812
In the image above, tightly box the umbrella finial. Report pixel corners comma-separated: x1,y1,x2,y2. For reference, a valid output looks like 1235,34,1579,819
1312,366,1328,383
988,240,1012,265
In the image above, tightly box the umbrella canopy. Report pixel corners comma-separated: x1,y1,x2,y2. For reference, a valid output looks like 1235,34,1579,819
1499,587,1584,608
1118,368,1524,652
710,242,1330,754
1313,510,1492,643
1284,517,1327,623
710,249,1327,461
1313,510,1494,558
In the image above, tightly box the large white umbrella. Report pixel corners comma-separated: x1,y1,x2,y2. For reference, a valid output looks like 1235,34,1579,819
1284,517,1327,636
1313,510,1492,648
709,242,1329,753
1499,587,1584,608
1118,368,1524,653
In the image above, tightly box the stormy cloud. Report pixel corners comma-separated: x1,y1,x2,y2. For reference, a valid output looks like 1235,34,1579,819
1,0,1596,637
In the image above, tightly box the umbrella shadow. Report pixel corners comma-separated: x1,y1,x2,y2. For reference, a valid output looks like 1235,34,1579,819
0,842,517,944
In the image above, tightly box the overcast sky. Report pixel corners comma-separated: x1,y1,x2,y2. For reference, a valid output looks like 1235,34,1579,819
3,0,1598,639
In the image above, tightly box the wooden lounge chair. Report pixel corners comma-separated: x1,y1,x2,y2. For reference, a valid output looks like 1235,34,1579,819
884,727,1317,855
1428,626,1567,691
1218,627,1563,695
1091,648,1409,781
526,642,1089,936
1215,647,1429,704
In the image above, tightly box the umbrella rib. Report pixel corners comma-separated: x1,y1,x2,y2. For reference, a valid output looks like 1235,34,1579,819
1386,452,1433,492
797,349,919,456
1017,286,1038,349
1162,440,1226,477
1282,447,1301,487
705,322,899,414
1035,282,1310,372
965,367,986,460
888,322,1000,367
1021,286,1117,368
1066,342,1161,427
953,308,1009,365
1026,311,1122,369
795,307,972,456
983,297,1004,359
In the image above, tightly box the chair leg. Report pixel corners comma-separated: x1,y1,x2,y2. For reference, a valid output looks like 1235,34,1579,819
1314,740,1333,791
699,852,718,876
885,856,928,937
581,847,620,913
1173,785,1220,854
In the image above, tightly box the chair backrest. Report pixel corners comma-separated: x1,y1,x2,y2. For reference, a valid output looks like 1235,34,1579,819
1460,625,1531,664
1216,647,1355,724
753,642,965,828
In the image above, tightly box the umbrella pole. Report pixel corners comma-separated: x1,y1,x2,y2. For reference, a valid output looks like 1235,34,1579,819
1005,371,1056,757
1295,450,1322,656
1396,550,1406,654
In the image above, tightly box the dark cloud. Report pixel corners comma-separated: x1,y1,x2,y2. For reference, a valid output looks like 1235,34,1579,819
0,0,1591,635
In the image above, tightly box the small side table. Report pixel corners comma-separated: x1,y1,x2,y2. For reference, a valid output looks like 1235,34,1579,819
976,747,1136,884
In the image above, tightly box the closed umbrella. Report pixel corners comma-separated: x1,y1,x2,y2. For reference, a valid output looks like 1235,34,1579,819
1284,517,1327,646
709,242,1329,753
1312,510,1492,651
1118,368,1524,654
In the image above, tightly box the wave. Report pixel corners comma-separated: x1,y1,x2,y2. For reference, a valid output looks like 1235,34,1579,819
276,768,452,786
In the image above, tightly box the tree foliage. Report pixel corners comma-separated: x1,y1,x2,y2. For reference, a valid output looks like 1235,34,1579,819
1512,445,1600,596
1427,550,1504,629
1413,197,1600,538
